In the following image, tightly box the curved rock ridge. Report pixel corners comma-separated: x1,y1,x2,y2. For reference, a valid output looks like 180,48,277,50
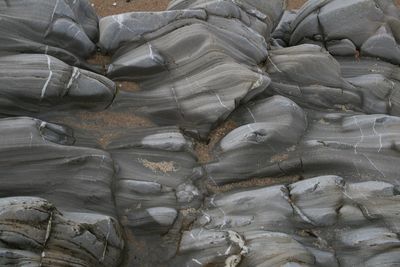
1,0,400,266
274,0,400,65
0,196,124,267
0,0,99,66
174,176,400,267
0,117,116,216
264,44,400,115
206,95,400,184
167,0,286,37
98,0,285,138
0,53,116,117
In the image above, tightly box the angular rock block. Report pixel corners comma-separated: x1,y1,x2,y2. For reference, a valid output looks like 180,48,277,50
98,0,284,138
265,44,400,116
285,0,400,64
0,54,116,117
206,95,400,184
0,197,124,267
0,117,116,216
0,0,99,65
174,176,400,266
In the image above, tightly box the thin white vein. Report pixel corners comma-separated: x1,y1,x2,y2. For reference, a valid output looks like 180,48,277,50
100,219,111,262
214,92,229,110
362,154,386,178
112,15,136,33
190,232,196,240
372,119,382,153
192,258,202,265
171,86,180,107
388,80,396,108
148,43,155,61
29,132,33,148
245,106,257,122
50,0,59,22
67,67,80,89
268,55,282,73
41,55,53,100
353,117,364,154
224,245,232,255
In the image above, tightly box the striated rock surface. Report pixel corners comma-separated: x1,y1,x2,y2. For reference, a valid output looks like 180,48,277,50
98,0,285,138
276,0,400,65
0,54,116,117
0,0,99,66
206,95,400,184
0,117,116,216
174,176,400,267
0,197,124,267
1,0,400,266
265,44,400,116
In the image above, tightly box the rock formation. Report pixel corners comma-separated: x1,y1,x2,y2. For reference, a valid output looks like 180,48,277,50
0,0,400,266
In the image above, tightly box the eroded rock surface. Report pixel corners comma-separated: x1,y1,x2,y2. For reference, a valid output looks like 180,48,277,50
98,0,285,138
0,54,116,117
1,0,400,266
0,0,99,66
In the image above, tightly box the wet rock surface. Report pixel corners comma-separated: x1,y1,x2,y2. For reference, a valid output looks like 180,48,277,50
1,0,400,266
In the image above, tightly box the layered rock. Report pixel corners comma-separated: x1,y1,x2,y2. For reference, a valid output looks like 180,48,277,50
0,197,124,267
0,117,116,216
104,126,203,266
275,0,400,65
173,176,400,266
206,95,400,184
0,54,116,117
265,44,400,115
0,0,99,66
98,0,285,138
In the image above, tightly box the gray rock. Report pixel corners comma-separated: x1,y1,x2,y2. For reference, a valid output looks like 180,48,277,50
287,0,400,64
0,0,99,65
0,117,116,216
0,54,116,117
206,96,400,184
0,196,124,267
173,176,400,266
100,9,272,138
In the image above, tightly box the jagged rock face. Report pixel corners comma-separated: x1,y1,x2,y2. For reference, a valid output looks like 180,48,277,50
0,197,124,267
0,54,116,117
0,0,99,66
1,0,400,267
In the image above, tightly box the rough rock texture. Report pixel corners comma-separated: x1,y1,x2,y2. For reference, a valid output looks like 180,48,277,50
1,0,400,267
0,197,124,267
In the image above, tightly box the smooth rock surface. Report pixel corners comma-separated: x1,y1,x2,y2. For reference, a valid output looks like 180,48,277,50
0,0,99,66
